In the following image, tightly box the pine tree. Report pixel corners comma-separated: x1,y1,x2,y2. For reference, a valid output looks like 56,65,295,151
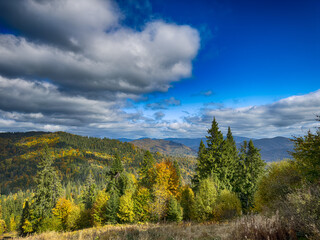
83,170,97,210
207,117,224,151
18,201,33,236
192,140,206,189
166,196,183,222
220,127,239,190
193,117,224,186
32,145,62,230
234,140,265,211
105,186,120,224
133,186,151,222
139,151,155,189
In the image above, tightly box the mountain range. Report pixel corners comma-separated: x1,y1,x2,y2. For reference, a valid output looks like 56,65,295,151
122,136,294,162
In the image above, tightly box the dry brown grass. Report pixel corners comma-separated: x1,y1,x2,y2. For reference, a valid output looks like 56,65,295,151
230,213,298,240
14,222,231,240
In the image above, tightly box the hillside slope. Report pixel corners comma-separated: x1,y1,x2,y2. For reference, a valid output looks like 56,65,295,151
0,132,196,195
131,138,196,156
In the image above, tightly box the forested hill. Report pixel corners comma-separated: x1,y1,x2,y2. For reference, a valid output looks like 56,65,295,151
130,138,197,156
0,132,196,195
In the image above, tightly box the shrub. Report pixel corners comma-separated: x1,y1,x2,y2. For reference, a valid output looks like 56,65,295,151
279,184,320,239
0,219,6,234
254,160,301,212
213,189,241,221
193,177,218,221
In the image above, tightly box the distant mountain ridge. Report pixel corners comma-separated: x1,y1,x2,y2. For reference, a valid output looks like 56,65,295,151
120,136,294,162
130,138,196,156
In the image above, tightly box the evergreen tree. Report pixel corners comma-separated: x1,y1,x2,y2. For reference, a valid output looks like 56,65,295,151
83,170,97,210
32,145,62,230
220,127,239,190
235,140,265,211
139,151,155,189
193,117,224,187
192,140,206,189
18,201,33,237
105,186,120,224
166,196,183,222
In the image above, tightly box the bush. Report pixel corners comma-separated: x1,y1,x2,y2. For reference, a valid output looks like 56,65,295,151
0,219,6,234
279,184,320,239
213,189,241,221
254,160,301,212
193,177,218,221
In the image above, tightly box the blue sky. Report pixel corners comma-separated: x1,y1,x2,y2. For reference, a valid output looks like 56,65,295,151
0,0,319,139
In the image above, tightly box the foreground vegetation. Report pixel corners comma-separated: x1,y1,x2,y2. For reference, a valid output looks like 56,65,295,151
0,116,319,239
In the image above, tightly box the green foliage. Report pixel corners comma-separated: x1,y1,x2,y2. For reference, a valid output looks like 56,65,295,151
82,170,97,210
234,140,265,211
117,190,135,223
278,184,320,239
31,145,62,230
92,190,109,226
52,197,80,231
18,200,32,236
254,160,302,212
105,187,120,224
213,189,242,221
180,185,195,221
166,196,183,222
0,219,6,235
139,151,155,189
220,127,239,190
291,127,320,183
194,177,218,221
133,186,151,222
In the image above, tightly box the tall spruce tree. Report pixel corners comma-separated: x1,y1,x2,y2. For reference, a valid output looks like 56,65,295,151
83,170,97,210
220,127,239,190
193,118,224,185
32,145,62,229
234,140,265,211
192,140,206,189
139,151,155,189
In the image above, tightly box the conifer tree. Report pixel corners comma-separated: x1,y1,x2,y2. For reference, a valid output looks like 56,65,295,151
32,145,62,230
166,196,183,222
19,201,32,236
139,151,155,189
192,140,206,189
235,140,265,211
83,170,97,210
133,186,152,222
220,127,239,190
193,117,224,186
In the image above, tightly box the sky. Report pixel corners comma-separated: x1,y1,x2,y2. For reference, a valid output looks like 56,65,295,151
0,0,319,139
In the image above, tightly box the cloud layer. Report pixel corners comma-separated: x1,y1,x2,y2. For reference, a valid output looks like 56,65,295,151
0,0,200,137
0,0,318,139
